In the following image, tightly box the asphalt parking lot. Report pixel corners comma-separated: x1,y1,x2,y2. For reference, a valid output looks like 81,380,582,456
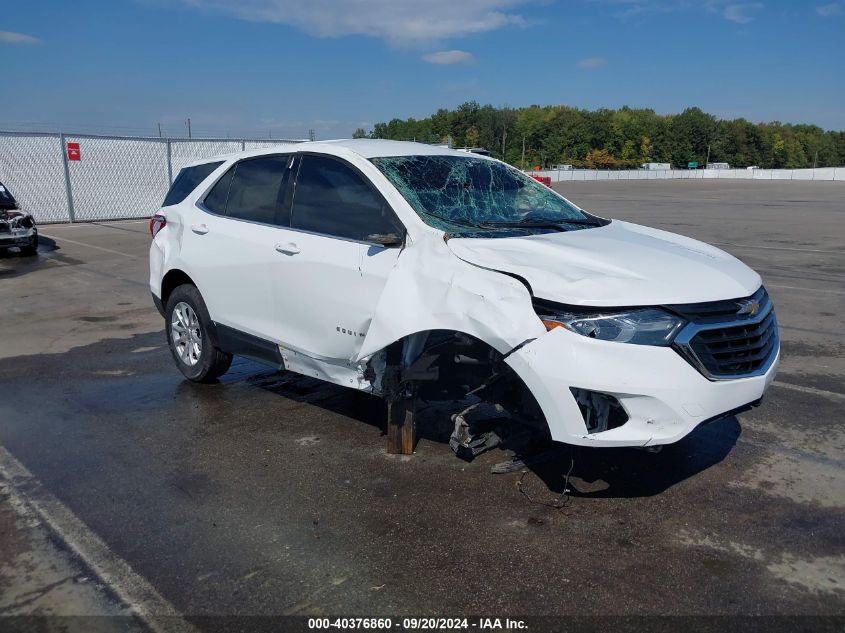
1,180,843,628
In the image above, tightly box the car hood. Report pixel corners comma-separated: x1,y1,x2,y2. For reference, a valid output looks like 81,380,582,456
446,220,761,306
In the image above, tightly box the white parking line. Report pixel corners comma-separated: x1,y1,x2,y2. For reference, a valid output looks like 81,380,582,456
0,445,198,633
772,381,845,402
40,233,137,259
712,242,841,254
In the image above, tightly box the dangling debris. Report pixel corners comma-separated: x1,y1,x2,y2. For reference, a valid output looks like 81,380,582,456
448,402,503,461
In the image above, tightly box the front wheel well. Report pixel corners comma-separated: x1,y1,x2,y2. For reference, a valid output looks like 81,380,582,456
160,269,196,306
376,329,548,433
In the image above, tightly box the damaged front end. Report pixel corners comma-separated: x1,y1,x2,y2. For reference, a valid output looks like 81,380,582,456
375,330,549,460
0,183,38,255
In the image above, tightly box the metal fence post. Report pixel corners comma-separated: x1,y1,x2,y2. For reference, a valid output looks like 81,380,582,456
241,139,245,151
58,133,76,223
166,139,173,185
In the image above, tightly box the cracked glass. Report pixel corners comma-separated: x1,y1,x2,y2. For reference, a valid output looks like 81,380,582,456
372,155,599,236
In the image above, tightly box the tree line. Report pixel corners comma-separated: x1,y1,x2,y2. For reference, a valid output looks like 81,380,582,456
353,103,845,169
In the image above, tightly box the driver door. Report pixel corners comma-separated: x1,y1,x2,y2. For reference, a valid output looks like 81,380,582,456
269,153,405,361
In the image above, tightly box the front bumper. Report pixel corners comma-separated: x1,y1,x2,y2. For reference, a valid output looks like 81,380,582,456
505,325,779,447
0,227,35,247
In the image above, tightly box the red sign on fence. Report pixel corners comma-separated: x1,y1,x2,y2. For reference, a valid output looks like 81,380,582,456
67,142,81,161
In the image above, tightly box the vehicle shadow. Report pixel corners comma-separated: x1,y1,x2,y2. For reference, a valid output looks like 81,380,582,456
237,364,388,433
414,397,742,498
526,417,742,498
0,235,58,258
0,236,61,278
238,362,741,498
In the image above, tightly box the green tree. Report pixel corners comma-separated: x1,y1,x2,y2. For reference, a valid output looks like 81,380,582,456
772,133,787,167
464,125,480,148
352,127,369,139
584,148,616,169
669,107,717,165
367,103,845,169
640,135,653,162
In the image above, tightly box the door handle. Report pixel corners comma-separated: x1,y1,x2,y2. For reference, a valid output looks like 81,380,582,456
191,224,209,235
275,242,300,255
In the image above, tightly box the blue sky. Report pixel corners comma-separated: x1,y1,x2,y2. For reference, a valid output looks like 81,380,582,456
2,0,843,138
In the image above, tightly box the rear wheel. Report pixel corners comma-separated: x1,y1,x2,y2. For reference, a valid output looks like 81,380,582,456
165,284,232,382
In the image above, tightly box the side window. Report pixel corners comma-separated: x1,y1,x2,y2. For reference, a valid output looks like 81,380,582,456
163,161,223,207
203,167,234,215
217,156,292,225
291,155,400,241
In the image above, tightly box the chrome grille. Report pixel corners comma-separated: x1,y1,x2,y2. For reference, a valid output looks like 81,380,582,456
670,287,779,380
669,286,768,323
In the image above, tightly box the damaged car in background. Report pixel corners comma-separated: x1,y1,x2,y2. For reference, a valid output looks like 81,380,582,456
149,140,779,460
0,180,38,256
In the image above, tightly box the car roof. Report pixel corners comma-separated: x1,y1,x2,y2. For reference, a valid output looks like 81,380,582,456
180,139,485,168
309,139,475,158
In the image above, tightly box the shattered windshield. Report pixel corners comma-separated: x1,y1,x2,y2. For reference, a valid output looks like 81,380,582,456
372,155,604,236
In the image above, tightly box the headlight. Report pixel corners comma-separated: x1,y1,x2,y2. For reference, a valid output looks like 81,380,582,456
535,305,686,346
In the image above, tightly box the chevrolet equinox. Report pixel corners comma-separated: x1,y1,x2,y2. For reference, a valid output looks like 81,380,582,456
150,140,779,449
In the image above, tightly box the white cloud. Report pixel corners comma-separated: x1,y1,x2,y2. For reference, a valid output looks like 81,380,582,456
182,0,529,45
578,56,606,69
816,2,843,16
600,0,665,20
721,2,763,24
422,50,476,64
0,31,39,44
600,0,768,24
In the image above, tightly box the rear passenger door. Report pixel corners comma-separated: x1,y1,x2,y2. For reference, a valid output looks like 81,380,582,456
271,153,404,361
187,155,295,340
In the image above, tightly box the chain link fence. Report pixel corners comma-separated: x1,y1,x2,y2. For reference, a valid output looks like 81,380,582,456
535,167,845,182
5,131,841,224
0,131,302,223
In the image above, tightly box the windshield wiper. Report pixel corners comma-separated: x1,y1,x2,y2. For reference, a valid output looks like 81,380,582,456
480,216,604,229
422,211,486,230
422,211,606,233
546,216,605,225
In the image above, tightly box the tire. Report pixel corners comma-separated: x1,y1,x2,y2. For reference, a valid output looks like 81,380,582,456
165,284,232,382
20,232,38,256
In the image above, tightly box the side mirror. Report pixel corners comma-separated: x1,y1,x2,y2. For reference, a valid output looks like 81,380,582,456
366,232,403,247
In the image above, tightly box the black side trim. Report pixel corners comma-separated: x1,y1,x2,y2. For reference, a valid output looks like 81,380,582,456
699,398,762,427
213,323,283,369
152,293,164,317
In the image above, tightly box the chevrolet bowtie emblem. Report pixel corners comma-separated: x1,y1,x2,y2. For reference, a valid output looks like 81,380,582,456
737,299,761,316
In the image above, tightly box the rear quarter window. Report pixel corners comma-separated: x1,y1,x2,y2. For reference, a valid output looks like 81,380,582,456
163,161,224,207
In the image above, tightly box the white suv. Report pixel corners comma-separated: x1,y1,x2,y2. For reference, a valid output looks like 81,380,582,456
150,140,778,449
